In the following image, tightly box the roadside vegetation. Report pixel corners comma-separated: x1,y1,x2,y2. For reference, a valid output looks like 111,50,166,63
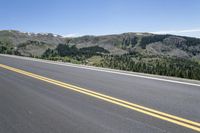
0,40,20,55
39,44,200,80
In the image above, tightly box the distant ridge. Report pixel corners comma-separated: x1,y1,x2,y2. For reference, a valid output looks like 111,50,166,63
0,30,200,61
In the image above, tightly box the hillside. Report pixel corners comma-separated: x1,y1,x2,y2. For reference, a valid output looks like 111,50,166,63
1,30,200,80
66,33,200,61
1,30,200,60
0,30,65,56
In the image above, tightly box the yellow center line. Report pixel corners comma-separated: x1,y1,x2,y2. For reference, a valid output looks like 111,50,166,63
0,63,200,132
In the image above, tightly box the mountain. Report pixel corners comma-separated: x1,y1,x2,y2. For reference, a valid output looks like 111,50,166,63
1,30,200,80
0,30,200,61
66,33,200,61
0,30,65,45
0,30,65,56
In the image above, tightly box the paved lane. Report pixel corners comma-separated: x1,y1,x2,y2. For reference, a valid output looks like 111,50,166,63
0,55,200,133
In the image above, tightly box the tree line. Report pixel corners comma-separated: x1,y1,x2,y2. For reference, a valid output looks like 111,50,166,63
98,54,200,80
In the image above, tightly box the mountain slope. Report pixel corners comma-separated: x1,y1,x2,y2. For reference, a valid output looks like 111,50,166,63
0,30,65,46
0,30,200,60
1,30,200,80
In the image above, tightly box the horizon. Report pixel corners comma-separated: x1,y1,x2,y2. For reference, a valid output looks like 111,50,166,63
1,0,200,38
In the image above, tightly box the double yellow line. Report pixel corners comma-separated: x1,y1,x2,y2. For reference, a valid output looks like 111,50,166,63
0,63,200,132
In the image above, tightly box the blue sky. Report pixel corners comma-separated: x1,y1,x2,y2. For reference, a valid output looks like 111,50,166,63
0,0,200,37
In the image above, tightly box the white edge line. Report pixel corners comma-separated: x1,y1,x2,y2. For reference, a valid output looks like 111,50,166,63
1,54,200,87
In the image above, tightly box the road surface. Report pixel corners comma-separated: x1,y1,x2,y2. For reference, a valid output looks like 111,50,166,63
0,54,200,133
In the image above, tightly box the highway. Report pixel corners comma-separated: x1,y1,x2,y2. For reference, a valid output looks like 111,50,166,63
0,54,200,133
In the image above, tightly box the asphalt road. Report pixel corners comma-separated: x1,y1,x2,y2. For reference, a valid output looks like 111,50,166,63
0,54,200,133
